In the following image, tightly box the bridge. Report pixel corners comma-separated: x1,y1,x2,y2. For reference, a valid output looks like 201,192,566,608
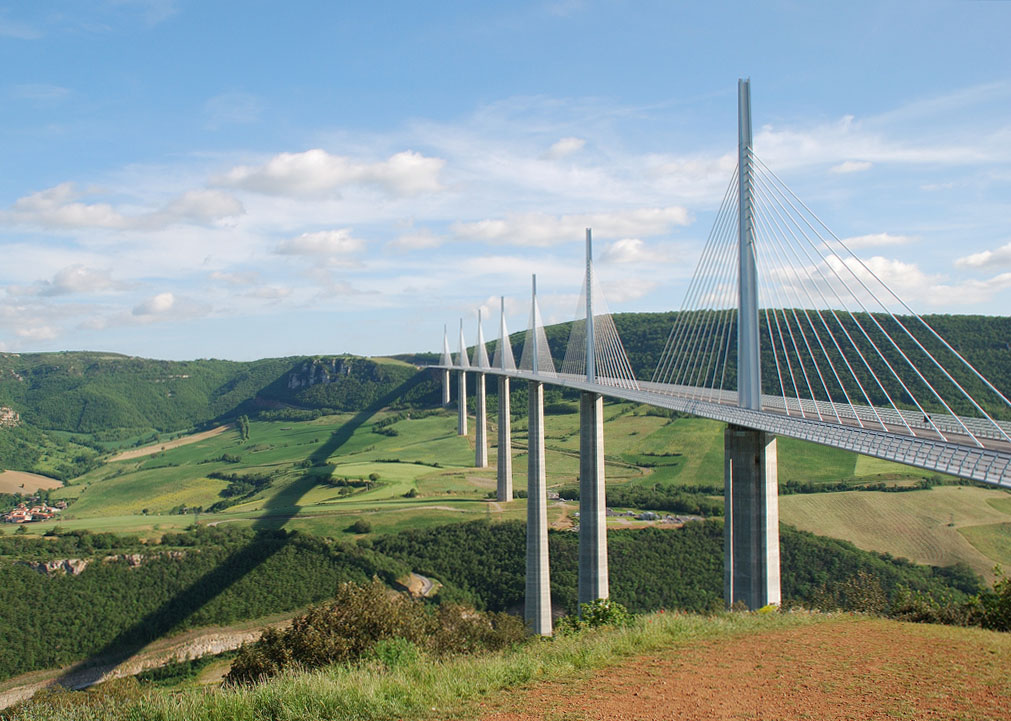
432,80,1011,635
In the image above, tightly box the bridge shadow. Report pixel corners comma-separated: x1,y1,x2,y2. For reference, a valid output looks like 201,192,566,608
50,371,434,691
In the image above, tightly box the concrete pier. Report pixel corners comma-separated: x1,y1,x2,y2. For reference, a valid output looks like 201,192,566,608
525,380,551,635
497,376,512,500
578,391,608,606
441,369,451,407
723,424,780,610
457,371,467,436
475,373,488,467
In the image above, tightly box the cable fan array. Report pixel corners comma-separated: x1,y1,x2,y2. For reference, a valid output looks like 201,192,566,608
652,150,1011,448
560,262,639,390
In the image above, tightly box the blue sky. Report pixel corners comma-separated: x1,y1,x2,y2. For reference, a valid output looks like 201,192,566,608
1,0,1009,360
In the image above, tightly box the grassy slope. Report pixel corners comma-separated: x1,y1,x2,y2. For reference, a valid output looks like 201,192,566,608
8,612,1011,721
780,486,1011,579
8,398,1010,577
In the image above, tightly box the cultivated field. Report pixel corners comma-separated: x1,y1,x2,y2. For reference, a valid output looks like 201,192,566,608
780,485,1011,579
0,470,62,494
108,425,234,462
5,400,1003,577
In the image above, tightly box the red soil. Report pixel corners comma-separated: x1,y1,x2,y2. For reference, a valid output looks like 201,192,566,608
479,618,1011,721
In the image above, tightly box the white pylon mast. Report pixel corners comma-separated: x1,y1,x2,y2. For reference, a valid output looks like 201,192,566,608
737,77,761,410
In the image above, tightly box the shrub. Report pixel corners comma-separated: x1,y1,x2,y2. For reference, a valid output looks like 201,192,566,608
226,579,529,685
347,518,373,534
556,598,631,634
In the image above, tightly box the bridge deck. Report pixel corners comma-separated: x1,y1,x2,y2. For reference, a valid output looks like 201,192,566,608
434,365,1011,489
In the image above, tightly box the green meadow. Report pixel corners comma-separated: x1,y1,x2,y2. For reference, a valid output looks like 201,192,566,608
9,397,1008,580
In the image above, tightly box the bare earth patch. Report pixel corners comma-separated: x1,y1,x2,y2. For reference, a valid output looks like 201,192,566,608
480,617,1011,721
0,470,62,494
109,425,233,462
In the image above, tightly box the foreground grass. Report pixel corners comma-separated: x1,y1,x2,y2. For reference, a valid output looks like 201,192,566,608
5,611,823,721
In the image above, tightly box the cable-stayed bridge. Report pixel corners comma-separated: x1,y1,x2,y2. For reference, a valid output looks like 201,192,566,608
432,80,1011,634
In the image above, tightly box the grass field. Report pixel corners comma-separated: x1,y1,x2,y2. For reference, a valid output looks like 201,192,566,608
0,471,62,494
780,486,1011,579
5,398,1004,579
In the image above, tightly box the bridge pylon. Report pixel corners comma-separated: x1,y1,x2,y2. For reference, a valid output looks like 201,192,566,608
525,275,552,635
496,297,513,501
578,228,609,606
457,318,469,436
474,309,489,468
724,78,782,609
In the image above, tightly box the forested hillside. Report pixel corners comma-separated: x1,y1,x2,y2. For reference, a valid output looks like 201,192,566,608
0,519,980,682
0,353,432,476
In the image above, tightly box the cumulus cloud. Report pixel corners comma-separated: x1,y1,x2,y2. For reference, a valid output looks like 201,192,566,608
600,238,668,264
839,233,914,249
543,137,586,160
955,242,1011,269
4,183,244,230
133,292,176,316
9,183,128,229
38,265,120,296
160,189,245,224
218,148,446,197
16,325,58,341
452,207,691,247
276,229,365,257
830,160,872,174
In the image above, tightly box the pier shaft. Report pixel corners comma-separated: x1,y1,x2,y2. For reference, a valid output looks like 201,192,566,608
724,424,781,610
578,391,608,606
497,376,512,500
525,380,551,635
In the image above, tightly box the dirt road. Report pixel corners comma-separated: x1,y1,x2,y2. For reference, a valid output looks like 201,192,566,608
480,617,1011,721
109,425,233,462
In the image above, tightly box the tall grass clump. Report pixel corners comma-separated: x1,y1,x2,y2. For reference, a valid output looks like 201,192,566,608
2,609,821,721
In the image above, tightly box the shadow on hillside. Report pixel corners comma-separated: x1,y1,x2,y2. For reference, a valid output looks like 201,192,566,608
51,370,436,691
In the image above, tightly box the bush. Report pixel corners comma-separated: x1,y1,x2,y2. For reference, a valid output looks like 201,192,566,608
556,598,631,634
226,579,528,684
347,519,373,534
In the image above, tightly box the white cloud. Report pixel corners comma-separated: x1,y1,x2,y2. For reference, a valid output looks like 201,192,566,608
3,183,244,230
387,230,445,252
600,238,667,264
16,325,57,341
830,160,872,174
38,265,120,296
543,137,586,159
210,270,261,286
452,207,691,247
276,229,365,257
955,242,1011,269
161,189,245,223
218,149,446,197
133,292,175,316
839,233,914,249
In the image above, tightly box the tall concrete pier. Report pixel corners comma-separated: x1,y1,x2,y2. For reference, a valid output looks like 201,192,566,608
724,425,780,609
457,318,470,437
457,372,467,436
497,376,512,500
496,296,513,501
525,379,551,635
441,370,451,407
725,79,781,609
578,391,608,605
474,372,487,467
578,228,608,606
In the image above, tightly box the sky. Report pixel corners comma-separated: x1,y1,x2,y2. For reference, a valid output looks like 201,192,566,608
1,0,1009,361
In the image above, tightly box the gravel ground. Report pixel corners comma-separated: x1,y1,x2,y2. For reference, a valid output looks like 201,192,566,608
480,617,1011,721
